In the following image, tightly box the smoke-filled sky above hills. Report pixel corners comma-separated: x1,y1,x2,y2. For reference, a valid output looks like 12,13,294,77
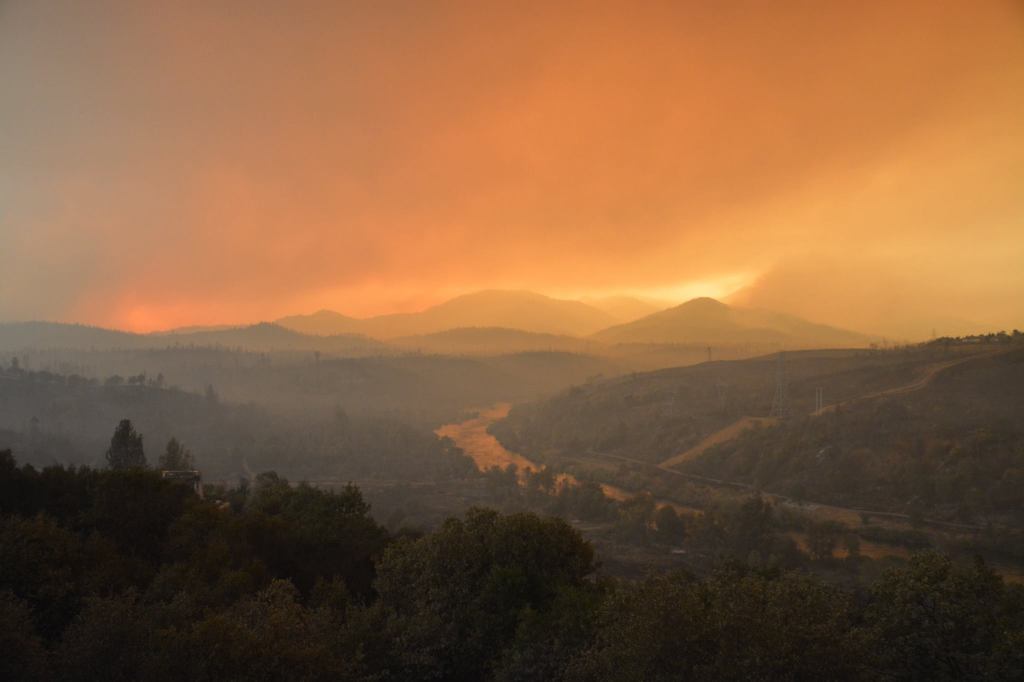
1,1,1022,338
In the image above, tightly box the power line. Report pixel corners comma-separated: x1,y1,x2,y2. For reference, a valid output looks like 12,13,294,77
769,352,789,418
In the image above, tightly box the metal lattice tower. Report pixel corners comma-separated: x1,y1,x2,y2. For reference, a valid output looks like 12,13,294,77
769,352,789,418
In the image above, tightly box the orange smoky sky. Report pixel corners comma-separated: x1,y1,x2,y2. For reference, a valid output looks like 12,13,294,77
1,0,1022,337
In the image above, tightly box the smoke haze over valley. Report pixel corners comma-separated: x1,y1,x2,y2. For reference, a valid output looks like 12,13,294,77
1,2,1023,680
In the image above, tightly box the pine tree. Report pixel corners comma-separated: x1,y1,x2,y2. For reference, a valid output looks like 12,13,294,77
105,419,147,470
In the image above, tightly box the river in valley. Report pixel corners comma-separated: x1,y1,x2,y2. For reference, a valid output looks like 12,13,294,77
436,402,635,501
436,403,708,512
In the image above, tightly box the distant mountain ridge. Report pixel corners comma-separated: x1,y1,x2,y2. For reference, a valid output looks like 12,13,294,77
163,323,385,353
277,290,619,338
0,292,870,358
0,321,384,354
592,297,869,347
275,291,867,348
274,310,361,336
0,322,140,350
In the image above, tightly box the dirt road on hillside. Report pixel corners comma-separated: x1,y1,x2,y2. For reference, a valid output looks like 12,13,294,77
659,416,778,468
659,349,1000,470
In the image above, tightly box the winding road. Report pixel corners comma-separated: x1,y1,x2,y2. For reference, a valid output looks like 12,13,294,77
659,348,1001,470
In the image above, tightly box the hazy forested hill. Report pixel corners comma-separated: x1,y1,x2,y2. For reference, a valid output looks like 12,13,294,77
0,363,475,481
492,338,1024,527
685,346,1024,523
390,327,600,355
0,345,625,427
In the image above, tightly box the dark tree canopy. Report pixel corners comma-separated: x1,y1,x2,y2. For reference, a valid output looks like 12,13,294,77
375,507,596,680
2,449,1024,681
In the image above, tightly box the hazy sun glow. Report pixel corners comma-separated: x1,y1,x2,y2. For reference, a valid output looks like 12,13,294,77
1,1,1022,336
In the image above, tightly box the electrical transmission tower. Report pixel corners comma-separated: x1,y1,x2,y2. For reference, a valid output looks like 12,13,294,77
769,352,789,418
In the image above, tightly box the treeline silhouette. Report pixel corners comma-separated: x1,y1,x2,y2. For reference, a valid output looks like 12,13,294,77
3,450,1024,680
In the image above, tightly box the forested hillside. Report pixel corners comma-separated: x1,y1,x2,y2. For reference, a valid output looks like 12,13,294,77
685,346,1024,524
491,345,960,465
